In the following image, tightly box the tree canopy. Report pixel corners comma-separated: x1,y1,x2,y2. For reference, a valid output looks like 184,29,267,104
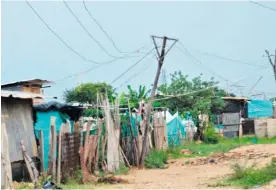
63,72,234,119
64,82,115,104
154,71,234,118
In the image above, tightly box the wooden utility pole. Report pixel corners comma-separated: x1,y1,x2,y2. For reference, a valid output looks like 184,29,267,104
265,50,276,84
139,36,178,168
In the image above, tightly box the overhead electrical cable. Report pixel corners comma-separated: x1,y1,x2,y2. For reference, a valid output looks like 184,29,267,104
54,46,155,83
197,51,267,68
26,1,130,65
83,0,140,54
249,1,276,12
111,47,156,84
63,0,130,59
115,63,151,90
178,41,230,82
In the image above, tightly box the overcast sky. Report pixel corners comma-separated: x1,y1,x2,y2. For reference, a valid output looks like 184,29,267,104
2,1,276,101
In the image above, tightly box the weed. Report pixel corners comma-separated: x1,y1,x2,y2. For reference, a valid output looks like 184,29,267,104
167,137,276,159
114,163,129,175
222,162,276,188
145,149,168,169
202,124,220,144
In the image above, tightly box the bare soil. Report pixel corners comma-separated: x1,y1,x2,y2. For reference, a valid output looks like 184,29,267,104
98,144,276,189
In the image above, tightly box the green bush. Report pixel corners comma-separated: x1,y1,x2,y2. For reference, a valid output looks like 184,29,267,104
145,149,168,169
225,162,276,188
114,163,129,175
203,124,219,144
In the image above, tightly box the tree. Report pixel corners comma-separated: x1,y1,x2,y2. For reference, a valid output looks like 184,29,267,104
119,85,151,108
155,71,234,118
64,82,115,104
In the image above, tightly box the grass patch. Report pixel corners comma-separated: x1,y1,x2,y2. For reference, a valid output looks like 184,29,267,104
168,137,276,159
114,163,130,175
220,162,276,188
145,149,168,169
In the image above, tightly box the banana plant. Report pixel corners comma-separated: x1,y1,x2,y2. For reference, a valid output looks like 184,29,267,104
127,85,151,108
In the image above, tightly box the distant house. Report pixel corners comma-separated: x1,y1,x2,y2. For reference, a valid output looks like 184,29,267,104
217,97,275,138
1,90,41,183
1,79,53,104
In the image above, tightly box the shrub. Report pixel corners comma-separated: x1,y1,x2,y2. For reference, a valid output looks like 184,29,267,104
226,161,276,188
145,149,168,169
203,123,219,144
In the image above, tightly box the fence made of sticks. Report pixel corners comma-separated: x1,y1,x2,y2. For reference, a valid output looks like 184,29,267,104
37,101,167,184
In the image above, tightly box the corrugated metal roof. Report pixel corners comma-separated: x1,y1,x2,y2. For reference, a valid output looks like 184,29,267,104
222,96,249,101
1,78,53,87
1,90,44,99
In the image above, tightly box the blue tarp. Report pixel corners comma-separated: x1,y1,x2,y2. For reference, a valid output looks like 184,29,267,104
121,115,139,137
34,111,71,170
167,114,186,146
248,99,273,118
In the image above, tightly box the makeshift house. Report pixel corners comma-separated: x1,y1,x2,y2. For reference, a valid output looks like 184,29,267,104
247,99,275,138
215,97,248,138
166,111,185,146
1,90,42,184
1,79,53,104
217,97,275,138
33,101,83,170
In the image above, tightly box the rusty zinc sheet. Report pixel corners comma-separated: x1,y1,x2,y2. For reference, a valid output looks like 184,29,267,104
222,113,240,125
1,97,38,162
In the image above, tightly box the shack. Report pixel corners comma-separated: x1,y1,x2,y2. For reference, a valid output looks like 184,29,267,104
1,79,53,104
219,97,248,138
1,90,42,184
33,101,83,170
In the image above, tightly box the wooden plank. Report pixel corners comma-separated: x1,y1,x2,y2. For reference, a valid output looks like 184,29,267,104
50,117,57,181
21,140,39,188
1,123,13,189
2,98,38,162
57,125,64,184
39,130,44,173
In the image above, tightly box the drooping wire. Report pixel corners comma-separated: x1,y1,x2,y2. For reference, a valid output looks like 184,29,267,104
63,0,122,58
83,0,137,54
178,41,229,82
197,51,267,68
115,63,151,90
54,46,154,83
26,1,132,65
111,48,155,84
249,1,276,13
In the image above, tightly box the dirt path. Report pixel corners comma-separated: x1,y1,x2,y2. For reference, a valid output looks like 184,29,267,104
98,144,276,189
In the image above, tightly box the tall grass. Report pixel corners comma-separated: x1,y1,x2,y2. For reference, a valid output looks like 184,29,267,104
145,149,168,169
224,162,276,188
168,137,276,159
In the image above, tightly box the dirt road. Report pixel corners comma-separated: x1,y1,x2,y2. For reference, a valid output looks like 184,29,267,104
99,144,276,189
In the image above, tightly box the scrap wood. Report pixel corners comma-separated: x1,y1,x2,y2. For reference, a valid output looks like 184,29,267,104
188,151,274,166
97,175,128,184
1,154,13,189
20,140,39,188
180,149,192,155
79,146,97,183
84,120,91,165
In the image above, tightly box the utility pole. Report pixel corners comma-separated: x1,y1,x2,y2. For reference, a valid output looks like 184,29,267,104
139,35,178,168
265,50,276,84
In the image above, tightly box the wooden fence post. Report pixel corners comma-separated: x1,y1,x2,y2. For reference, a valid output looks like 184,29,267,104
39,130,44,173
49,117,57,182
57,124,64,184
